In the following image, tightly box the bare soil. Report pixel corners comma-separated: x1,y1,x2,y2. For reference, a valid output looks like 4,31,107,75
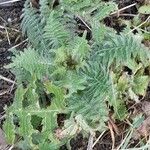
0,2,25,115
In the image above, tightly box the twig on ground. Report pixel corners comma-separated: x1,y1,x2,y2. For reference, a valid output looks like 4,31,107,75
116,129,133,150
117,14,137,17
122,143,150,150
92,131,105,148
127,16,150,34
109,117,120,135
0,16,7,23
0,91,8,96
8,145,14,150
9,79,16,93
0,114,6,121
0,75,16,84
0,25,20,32
0,30,4,34
5,27,11,45
0,0,20,5
8,39,28,50
110,3,137,16
0,80,16,96
76,15,91,31
87,132,95,150
108,121,115,150
76,3,137,31
139,28,150,34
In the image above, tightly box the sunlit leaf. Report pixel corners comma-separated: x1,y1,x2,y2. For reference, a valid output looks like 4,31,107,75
139,5,150,14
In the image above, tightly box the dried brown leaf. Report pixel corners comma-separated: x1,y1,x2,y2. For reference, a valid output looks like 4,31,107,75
55,128,65,140
137,117,150,137
142,101,150,116
0,128,7,146
108,121,115,150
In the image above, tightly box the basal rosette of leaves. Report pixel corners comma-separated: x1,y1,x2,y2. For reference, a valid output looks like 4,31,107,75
3,0,150,149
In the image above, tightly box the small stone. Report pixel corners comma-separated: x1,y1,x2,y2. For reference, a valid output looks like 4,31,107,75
7,17,12,23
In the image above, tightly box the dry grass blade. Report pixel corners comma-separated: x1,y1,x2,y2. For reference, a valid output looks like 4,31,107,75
87,132,95,150
127,16,150,34
5,27,11,45
0,25,20,32
8,145,14,150
109,117,120,135
0,90,8,96
0,0,20,5
116,129,133,150
108,121,115,150
122,142,150,150
110,3,137,16
9,79,16,93
92,131,105,148
0,114,6,121
0,75,16,84
118,14,137,17
8,39,28,50
76,15,91,31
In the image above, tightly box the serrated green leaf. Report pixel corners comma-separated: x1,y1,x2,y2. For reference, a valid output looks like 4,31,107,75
125,60,143,75
41,112,57,134
44,81,65,110
114,99,127,120
128,88,139,102
70,35,90,61
93,33,149,68
17,111,33,137
139,5,150,14
75,115,93,133
31,115,42,130
144,32,150,40
12,85,27,109
54,47,67,65
117,73,129,92
110,72,127,120
133,75,149,96
62,114,93,137
3,114,15,144
63,118,79,137
59,71,86,96
132,114,145,128
25,75,39,108
17,138,32,150
6,48,50,81
39,141,60,150
92,23,106,44
93,2,117,21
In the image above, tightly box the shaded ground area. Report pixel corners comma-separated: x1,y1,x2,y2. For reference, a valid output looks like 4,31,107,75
0,3,25,115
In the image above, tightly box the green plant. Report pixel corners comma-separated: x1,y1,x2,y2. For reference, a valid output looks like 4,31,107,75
3,0,150,149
